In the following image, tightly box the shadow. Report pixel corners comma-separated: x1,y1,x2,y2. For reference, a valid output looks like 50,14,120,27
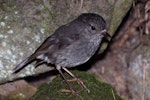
25,69,58,83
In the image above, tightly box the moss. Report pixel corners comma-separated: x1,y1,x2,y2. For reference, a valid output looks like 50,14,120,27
30,70,122,100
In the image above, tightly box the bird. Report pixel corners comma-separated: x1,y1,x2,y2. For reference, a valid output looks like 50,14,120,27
13,13,110,95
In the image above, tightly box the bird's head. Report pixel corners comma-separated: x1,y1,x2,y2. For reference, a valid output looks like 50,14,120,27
76,13,111,40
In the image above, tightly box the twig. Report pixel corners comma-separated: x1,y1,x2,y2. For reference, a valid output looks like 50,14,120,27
111,88,116,100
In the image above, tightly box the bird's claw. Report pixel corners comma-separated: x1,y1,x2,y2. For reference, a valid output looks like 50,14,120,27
61,89,78,96
67,78,90,93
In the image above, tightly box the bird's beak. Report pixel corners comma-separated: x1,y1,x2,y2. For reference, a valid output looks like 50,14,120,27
100,29,111,41
104,32,111,39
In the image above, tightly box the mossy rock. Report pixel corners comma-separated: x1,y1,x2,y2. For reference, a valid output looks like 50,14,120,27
30,70,122,100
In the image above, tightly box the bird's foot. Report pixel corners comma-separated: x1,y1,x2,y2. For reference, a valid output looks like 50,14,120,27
61,89,78,97
61,89,83,100
67,78,90,93
61,89,76,94
61,67,90,93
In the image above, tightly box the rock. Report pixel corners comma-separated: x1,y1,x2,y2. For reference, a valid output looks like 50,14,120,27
0,80,36,100
0,0,132,83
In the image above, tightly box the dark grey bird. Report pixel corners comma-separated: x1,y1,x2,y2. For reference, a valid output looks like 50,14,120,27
13,13,110,94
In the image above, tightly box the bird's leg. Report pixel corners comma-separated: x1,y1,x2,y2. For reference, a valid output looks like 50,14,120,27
56,66,78,95
62,67,90,93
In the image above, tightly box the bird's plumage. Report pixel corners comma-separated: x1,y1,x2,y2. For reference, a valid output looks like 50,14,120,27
13,13,109,73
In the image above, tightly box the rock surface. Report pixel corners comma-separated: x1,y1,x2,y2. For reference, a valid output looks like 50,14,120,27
0,0,132,83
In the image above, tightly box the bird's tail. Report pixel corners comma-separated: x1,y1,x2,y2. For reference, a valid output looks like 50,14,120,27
12,55,35,73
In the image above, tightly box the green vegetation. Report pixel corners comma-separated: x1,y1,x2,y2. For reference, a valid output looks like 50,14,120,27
31,70,122,100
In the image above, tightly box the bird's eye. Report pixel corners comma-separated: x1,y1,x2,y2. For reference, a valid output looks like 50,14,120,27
91,26,96,30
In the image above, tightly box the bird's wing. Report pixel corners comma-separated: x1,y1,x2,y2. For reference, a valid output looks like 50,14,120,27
34,24,81,55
